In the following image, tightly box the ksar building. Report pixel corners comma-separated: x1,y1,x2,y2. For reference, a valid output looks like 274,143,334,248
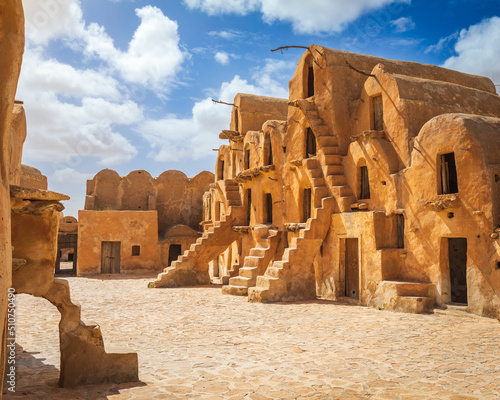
152,46,500,320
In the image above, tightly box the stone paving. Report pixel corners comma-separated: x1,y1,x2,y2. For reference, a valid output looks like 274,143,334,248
3,274,500,400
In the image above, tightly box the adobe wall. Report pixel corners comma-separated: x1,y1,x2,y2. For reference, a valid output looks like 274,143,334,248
400,114,500,318
19,164,48,190
9,102,26,185
59,216,78,233
159,224,200,268
86,169,213,232
232,94,288,134
287,45,497,159
0,0,24,393
78,210,160,275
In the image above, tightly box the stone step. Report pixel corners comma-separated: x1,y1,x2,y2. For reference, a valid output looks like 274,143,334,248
314,186,330,199
394,296,435,314
305,158,319,169
323,154,343,165
243,256,262,268
239,267,259,279
322,146,341,156
226,191,240,200
327,175,347,186
391,281,436,298
308,169,322,180
312,177,325,187
332,185,353,198
229,276,254,287
221,285,249,296
316,134,338,146
227,200,241,206
249,247,267,257
256,275,279,289
338,195,356,212
325,165,344,175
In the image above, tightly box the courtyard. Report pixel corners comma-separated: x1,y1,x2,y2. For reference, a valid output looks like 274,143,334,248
3,274,500,400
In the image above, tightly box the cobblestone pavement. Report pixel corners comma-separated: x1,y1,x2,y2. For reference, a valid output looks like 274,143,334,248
3,274,500,400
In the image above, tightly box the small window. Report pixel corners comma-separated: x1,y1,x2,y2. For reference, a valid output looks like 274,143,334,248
440,153,458,194
132,245,140,256
217,158,225,181
360,166,370,199
246,189,252,226
306,128,316,157
265,193,273,224
396,214,404,249
245,149,250,170
307,65,314,97
303,188,312,222
372,95,383,131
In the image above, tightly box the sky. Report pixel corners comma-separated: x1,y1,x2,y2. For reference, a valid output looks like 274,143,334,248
17,0,500,217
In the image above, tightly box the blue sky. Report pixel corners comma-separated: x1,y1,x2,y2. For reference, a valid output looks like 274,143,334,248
18,0,500,217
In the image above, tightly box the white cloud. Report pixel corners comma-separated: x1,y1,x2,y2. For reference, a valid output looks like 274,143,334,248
215,51,230,65
442,17,500,84
83,6,186,89
138,59,293,162
208,30,243,39
17,50,141,168
184,0,260,15
390,17,415,33
23,0,85,45
20,48,121,100
185,0,410,34
425,31,459,54
51,167,94,184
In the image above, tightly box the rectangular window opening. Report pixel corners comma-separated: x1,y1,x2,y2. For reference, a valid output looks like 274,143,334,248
307,65,314,97
306,128,316,158
360,166,371,199
246,189,251,226
303,188,312,222
440,152,458,194
132,245,140,256
265,193,273,224
396,214,405,249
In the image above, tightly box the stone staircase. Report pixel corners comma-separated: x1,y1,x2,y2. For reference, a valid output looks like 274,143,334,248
294,99,355,212
151,180,243,288
222,227,281,296
371,281,436,314
247,157,335,303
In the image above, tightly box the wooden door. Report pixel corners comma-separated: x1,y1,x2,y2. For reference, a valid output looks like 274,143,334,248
101,241,121,274
303,188,312,222
345,238,359,299
266,193,273,224
449,238,467,304
373,95,383,130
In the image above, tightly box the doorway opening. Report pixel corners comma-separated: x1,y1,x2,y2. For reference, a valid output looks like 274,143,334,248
101,241,121,274
439,152,458,194
372,95,383,131
448,238,467,304
303,188,312,222
168,244,183,266
265,193,273,224
305,128,316,157
345,238,359,299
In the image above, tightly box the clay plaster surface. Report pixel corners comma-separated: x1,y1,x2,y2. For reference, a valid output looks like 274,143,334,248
4,276,500,400
78,210,160,275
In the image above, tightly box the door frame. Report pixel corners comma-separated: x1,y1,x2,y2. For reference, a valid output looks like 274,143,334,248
339,237,361,300
101,241,121,274
440,237,468,305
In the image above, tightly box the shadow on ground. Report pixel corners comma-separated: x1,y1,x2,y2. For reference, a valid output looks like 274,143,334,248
3,343,146,400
